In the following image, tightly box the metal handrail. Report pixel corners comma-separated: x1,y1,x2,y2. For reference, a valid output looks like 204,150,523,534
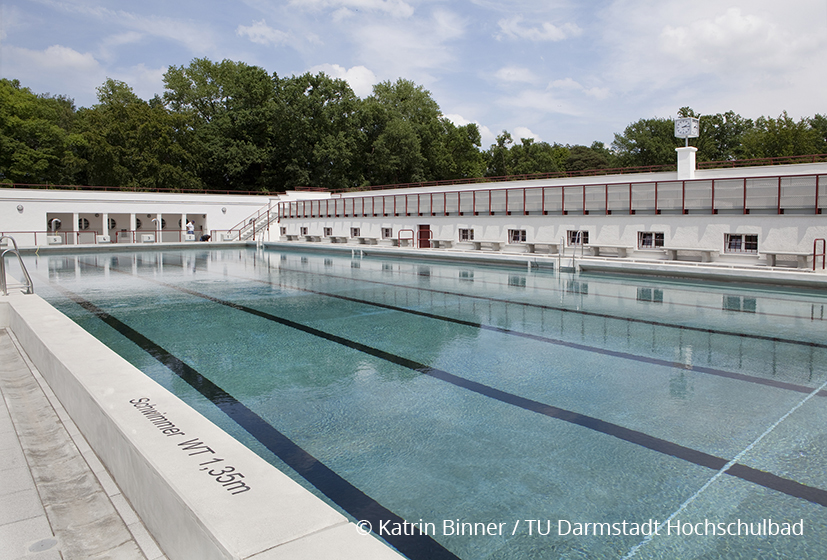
0,236,34,295
398,229,415,247
815,239,826,271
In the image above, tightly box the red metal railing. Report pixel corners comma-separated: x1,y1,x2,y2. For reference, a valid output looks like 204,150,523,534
226,203,275,241
815,239,826,271
277,172,827,220
0,230,100,246
0,229,203,246
112,230,199,243
5,154,826,197
397,229,414,247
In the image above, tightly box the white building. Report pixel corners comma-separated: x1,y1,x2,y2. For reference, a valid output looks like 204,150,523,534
0,188,325,246
2,151,826,269
273,154,827,269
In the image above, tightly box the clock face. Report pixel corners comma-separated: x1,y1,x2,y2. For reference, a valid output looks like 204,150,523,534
675,117,699,138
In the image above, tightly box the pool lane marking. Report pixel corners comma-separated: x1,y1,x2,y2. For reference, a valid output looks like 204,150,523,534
622,373,827,559
71,269,827,510
244,271,827,399
271,262,827,351
323,257,827,324
82,256,825,400
48,283,460,560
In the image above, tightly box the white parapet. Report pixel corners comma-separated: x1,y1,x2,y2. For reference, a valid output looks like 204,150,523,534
676,146,697,180
1,295,403,560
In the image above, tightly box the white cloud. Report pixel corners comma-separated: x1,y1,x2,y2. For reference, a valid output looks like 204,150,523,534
237,20,290,46
289,0,415,19
351,10,466,83
497,16,582,42
549,78,609,100
595,0,827,123
494,66,540,84
5,44,100,73
444,113,496,147
659,8,817,73
513,126,541,143
119,63,167,101
98,31,144,62
30,1,217,53
0,4,21,42
308,63,377,97
500,88,580,117
0,44,104,103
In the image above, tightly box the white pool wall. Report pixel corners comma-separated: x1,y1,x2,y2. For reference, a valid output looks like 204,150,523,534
0,293,403,560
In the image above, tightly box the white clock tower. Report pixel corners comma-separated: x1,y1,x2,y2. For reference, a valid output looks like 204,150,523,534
674,117,700,180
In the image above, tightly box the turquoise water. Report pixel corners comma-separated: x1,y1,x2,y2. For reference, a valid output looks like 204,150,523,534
25,248,827,559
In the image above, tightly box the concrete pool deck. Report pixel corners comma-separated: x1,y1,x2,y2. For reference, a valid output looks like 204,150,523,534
0,293,406,560
0,328,164,560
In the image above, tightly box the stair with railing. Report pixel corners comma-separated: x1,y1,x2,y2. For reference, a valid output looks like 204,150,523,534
225,202,279,242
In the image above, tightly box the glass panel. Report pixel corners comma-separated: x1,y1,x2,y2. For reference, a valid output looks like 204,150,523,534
584,185,605,213
683,180,713,211
745,177,778,210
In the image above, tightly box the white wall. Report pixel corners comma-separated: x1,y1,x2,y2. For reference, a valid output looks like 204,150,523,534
1,188,273,246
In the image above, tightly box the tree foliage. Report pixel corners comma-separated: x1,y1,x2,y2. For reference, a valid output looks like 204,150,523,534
72,79,201,190
0,79,77,184
2,68,825,192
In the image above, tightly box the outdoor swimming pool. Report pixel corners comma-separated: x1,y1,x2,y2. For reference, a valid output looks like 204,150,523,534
24,247,827,559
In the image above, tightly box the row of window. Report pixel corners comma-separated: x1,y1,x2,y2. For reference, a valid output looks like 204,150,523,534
283,227,760,253
70,218,197,231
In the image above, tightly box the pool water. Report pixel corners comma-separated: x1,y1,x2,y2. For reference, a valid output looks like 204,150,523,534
24,248,827,559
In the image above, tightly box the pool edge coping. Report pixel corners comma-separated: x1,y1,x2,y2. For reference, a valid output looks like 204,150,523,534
0,293,405,560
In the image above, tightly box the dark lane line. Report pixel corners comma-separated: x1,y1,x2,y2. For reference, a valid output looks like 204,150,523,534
80,268,827,509
244,270,827,398
290,250,822,322
272,261,827,350
91,256,824,398
51,283,459,560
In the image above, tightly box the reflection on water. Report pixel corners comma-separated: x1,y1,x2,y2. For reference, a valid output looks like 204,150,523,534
22,247,827,560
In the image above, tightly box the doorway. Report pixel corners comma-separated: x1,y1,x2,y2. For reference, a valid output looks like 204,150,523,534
418,224,432,248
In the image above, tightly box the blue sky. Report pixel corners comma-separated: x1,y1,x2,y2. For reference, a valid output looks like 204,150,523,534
2,0,825,148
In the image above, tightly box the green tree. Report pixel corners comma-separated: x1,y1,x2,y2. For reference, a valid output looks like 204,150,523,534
0,78,78,184
484,132,563,177
611,117,680,167
509,138,562,175
163,58,276,190
741,111,821,158
442,120,485,179
810,114,827,153
361,79,452,185
696,111,753,162
73,78,201,190
269,72,363,190
485,131,514,177
565,143,612,172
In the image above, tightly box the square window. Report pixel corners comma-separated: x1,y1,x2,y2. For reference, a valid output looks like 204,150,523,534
725,234,758,254
508,229,526,243
350,227,361,237
567,230,589,245
459,228,475,241
323,227,332,236
382,227,393,239
638,231,664,248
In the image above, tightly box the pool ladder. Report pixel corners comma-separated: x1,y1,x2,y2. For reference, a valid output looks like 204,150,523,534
0,236,34,295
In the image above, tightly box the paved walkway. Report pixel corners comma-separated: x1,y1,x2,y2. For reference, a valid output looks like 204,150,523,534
0,328,166,560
